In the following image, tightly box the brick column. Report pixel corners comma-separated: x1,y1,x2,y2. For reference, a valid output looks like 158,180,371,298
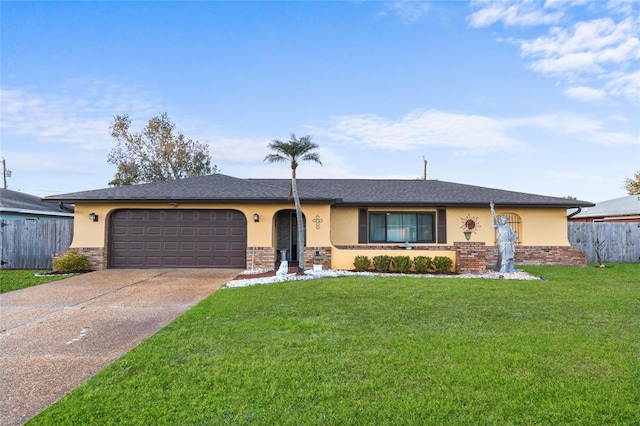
246,246,276,270
53,247,106,271
454,242,487,274
303,247,332,270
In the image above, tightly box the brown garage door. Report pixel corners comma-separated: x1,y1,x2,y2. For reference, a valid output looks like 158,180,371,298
109,209,246,268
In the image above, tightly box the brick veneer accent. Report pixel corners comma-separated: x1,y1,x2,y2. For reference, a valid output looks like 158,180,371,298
53,247,106,271
304,247,332,270
454,242,487,274
246,246,276,270
486,245,587,267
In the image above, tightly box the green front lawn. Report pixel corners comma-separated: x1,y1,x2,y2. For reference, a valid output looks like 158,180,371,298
31,264,640,425
0,270,71,293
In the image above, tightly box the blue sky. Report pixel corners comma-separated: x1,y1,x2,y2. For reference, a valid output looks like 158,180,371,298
1,1,638,203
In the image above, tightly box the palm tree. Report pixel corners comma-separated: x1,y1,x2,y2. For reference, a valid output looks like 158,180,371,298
265,134,322,273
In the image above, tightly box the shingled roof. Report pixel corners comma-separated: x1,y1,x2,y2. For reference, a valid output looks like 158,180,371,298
1,188,74,217
43,173,593,208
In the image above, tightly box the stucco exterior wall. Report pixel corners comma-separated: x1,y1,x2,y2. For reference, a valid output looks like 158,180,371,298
330,206,572,247
446,207,572,246
69,201,578,271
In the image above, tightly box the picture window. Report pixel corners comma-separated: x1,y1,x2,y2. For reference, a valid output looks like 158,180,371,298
369,212,435,243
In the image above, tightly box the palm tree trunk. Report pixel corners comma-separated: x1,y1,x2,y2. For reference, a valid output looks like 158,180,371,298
291,168,305,273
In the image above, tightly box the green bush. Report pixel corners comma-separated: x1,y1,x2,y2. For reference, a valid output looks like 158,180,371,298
372,255,392,273
392,256,412,273
413,256,433,273
52,250,90,273
433,256,453,274
353,256,371,272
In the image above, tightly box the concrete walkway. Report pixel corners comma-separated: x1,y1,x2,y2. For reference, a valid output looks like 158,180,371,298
0,268,240,426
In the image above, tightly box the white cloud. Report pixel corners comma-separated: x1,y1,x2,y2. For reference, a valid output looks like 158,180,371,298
468,0,563,28
0,82,157,150
379,1,431,24
512,113,639,145
605,70,640,99
468,1,640,102
563,85,607,101
520,17,639,75
317,110,526,155
207,137,271,164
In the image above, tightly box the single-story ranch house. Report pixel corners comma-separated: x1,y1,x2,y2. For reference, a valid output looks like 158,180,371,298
44,174,594,273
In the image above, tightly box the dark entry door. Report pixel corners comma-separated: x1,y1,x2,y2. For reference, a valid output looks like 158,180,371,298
109,209,246,268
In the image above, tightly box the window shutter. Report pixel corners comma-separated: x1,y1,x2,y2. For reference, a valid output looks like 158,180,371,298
437,208,447,244
358,209,368,243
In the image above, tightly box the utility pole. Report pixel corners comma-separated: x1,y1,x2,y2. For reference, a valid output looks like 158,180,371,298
2,158,7,189
422,157,427,181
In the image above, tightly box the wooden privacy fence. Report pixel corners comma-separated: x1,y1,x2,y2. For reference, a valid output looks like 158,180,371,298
0,219,73,269
568,222,640,263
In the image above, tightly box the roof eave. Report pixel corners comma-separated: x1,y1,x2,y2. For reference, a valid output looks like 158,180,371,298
334,201,595,208
43,197,336,205
0,208,74,217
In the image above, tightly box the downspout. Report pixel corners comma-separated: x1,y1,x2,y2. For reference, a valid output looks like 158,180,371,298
567,207,582,219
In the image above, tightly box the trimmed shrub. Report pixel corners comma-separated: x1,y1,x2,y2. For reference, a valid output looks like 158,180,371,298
372,255,392,273
353,256,371,272
392,256,412,273
433,256,453,274
52,250,90,273
413,256,433,273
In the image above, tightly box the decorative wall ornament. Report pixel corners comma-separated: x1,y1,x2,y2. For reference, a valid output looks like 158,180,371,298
460,214,480,240
312,215,323,229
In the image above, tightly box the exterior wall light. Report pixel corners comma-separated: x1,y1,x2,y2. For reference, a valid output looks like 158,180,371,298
253,213,259,223
463,227,472,241
89,212,99,222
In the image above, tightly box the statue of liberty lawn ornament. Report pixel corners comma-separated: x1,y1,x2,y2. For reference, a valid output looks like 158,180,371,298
490,201,518,273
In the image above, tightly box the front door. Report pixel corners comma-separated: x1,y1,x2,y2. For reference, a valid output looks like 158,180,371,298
275,210,304,263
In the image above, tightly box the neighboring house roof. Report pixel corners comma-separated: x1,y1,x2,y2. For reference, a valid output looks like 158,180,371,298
0,188,74,217
43,173,593,208
569,195,640,219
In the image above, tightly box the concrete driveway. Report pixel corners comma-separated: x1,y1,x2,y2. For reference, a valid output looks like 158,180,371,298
0,268,240,426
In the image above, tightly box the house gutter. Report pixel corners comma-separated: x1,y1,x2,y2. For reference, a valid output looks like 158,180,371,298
58,202,75,213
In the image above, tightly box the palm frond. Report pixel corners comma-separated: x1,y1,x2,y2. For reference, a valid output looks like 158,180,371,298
264,153,288,164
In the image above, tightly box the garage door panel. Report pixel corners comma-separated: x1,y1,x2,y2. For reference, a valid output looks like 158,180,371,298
160,211,177,220
180,242,195,251
129,211,145,220
230,228,246,237
129,227,144,235
112,226,127,235
164,227,179,236
197,242,212,250
129,242,145,250
230,242,247,251
146,242,161,251
110,209,247,268
163,241,178,251
111,241,127,250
